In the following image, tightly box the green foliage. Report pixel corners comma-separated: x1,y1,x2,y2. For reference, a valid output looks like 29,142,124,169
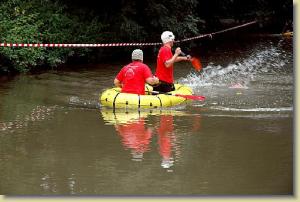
116,0,200,41
0,0,104,73
0,11,45,72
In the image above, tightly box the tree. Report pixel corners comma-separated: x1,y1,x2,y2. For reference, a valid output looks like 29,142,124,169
0,0,104,73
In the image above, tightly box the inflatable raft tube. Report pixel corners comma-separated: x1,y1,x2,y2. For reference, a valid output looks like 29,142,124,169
100,84,193,109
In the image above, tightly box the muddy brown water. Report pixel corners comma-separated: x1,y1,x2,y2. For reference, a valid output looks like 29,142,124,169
0,36,293,195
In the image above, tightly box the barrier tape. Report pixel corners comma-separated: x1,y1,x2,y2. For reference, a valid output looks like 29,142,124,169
0,42,161,48
0,21,257,48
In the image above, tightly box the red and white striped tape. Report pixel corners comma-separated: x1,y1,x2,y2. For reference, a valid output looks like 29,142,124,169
0,21,257,48
0,42,161,48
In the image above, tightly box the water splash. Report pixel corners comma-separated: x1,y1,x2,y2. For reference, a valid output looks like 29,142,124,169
178,41,293,112
179,44,292,88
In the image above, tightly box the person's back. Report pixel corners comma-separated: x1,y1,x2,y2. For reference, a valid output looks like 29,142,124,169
114,49,159,95
117,61,151,95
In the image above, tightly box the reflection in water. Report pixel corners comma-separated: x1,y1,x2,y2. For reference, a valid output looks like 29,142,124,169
40,173,57,193
101,109,202,170
40,173,77,194
157,115,174,169
115,117,152,161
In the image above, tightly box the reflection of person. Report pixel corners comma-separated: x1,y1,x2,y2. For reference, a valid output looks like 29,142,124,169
156,115,175,169
108,110,202,167
192,114,202,132
153,31,191,93
156,114,202,169
115,118,153,161
114,49,159,95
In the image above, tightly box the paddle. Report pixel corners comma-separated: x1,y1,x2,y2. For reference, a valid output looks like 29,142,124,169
151,90,206,101
173,94,206,101
181,52,202,71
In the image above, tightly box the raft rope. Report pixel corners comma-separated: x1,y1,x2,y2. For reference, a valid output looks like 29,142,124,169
0,20,257,48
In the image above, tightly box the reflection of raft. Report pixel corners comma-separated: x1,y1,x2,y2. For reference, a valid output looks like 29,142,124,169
100,84,193,109
101,108,186,125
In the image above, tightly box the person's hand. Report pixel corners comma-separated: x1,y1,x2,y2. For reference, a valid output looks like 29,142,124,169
186,55,192,61
153,76,159,84
175,47,181,56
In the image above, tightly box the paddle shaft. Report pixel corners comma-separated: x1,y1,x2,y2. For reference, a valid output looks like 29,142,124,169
180,51,189,58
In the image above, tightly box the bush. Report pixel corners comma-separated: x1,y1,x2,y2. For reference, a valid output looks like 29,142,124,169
0,0,104,73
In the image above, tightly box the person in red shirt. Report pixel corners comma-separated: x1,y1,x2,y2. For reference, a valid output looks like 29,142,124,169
153,31,191,93
114,49,159,95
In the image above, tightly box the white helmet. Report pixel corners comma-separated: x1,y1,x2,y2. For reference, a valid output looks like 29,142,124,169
131,49,143,61
161,31,175,44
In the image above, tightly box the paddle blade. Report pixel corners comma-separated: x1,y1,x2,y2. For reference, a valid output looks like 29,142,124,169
175,94,206,101
191,57,202,71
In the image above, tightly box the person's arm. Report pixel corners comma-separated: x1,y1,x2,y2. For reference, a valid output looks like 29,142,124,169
114,78,122,88
146,76,159,85
143,64,159,85
165,47,184,67
114,67,124,88
175,56,190,62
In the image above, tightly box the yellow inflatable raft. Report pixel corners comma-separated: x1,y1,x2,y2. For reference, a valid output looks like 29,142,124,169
100,84,193,109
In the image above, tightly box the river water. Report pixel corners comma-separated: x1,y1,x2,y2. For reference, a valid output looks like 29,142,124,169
0,36,293,195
